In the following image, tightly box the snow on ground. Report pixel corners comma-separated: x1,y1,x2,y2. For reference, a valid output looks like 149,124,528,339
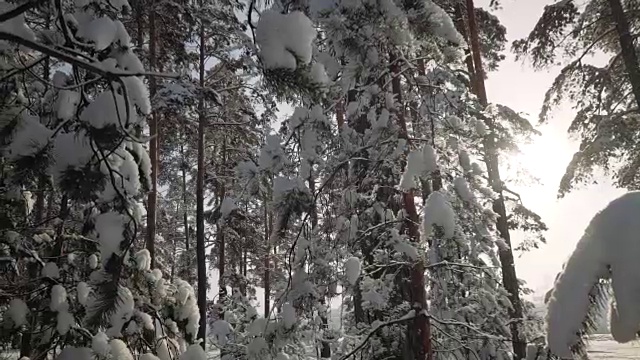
1,334,639,359
587,334,640,359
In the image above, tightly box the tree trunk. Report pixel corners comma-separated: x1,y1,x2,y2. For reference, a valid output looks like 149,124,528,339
608,0,640,109
146,0,158,268
390,53,432,360
464,1,526,358
336,97,345,130
217,139,227,320
454,1,476,94
181,140,189,253
195,15,208,348
263,191,271,318
307,169,331,358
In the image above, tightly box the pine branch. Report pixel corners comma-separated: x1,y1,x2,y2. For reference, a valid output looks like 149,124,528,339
0,31,178,79
0,0,46,22
339,311,417,360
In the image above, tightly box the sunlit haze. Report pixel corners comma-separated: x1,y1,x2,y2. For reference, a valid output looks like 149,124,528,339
483,0,626,298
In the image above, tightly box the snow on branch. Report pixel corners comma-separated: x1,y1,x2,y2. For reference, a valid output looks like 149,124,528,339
339,310,417,360
0,31,177,79
546,192,640,358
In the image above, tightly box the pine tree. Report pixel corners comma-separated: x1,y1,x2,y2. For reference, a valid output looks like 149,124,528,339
514,0,640,193
0,0,204,358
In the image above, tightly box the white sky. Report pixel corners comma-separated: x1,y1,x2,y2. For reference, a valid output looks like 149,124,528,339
480,0,626,297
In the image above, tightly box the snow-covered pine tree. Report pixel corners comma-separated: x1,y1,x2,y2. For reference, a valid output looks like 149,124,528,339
0,0,203,358
514,0,640,195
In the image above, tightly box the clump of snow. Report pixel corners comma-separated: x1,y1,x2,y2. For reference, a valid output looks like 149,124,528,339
282,302,296,328
57,310,75,334
446,115,463,130
361,277,389,310
272,176,309,204
115,51,144,73
546,192,640,357
135,311,154,331
476,120,488,136
33,232,51,243
248,317,267,336
211,319,233,346
140,354,159,360
42,262,60,279
109,339,133,360
458,149,471,171
371,108,390,129
259,134,286,172
56,90,80,120
471,162,484,176
423,0,465,45
127,141,151,188
256,10,316,70
422,145,438,174
310,62,329,84
50,284,68,312
134,249,151,271
113,20,130,46
121,76,150,114
92,331,110,357
180,344,206,360
344,257,361,285
400,149,424,190
77,282,90,306
5,113,52,160
248,337,268,356
76,16,117,51
174,279,200,338
220,197,237,219
453,177,474,202
80,91,135,129
93,212,124,264
50,131,94,184
423,191,456,238
8,299,28,327
157,339,177,360
88,254,99,269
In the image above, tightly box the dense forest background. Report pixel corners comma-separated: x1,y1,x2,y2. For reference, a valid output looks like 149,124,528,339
2,0,640,358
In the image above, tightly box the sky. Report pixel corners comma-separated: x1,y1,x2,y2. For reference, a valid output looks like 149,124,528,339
479,0,626,297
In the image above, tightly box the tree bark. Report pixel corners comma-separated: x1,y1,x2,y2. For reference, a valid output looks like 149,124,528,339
263,191,271,318
181,140,189,253
608,0,640,109
453,1,476,94
146,0,158,268
464,1,526,358
195,14,207,348
217,139,227,320
336,97,345,130
390,53,432,360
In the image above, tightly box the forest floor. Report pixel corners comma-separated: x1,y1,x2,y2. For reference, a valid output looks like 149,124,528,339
1,334,639,359
587,334,640,359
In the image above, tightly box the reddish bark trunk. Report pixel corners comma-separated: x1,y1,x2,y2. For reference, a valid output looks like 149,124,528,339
146,0,157,267
390,53,432,360
465,1,526,358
